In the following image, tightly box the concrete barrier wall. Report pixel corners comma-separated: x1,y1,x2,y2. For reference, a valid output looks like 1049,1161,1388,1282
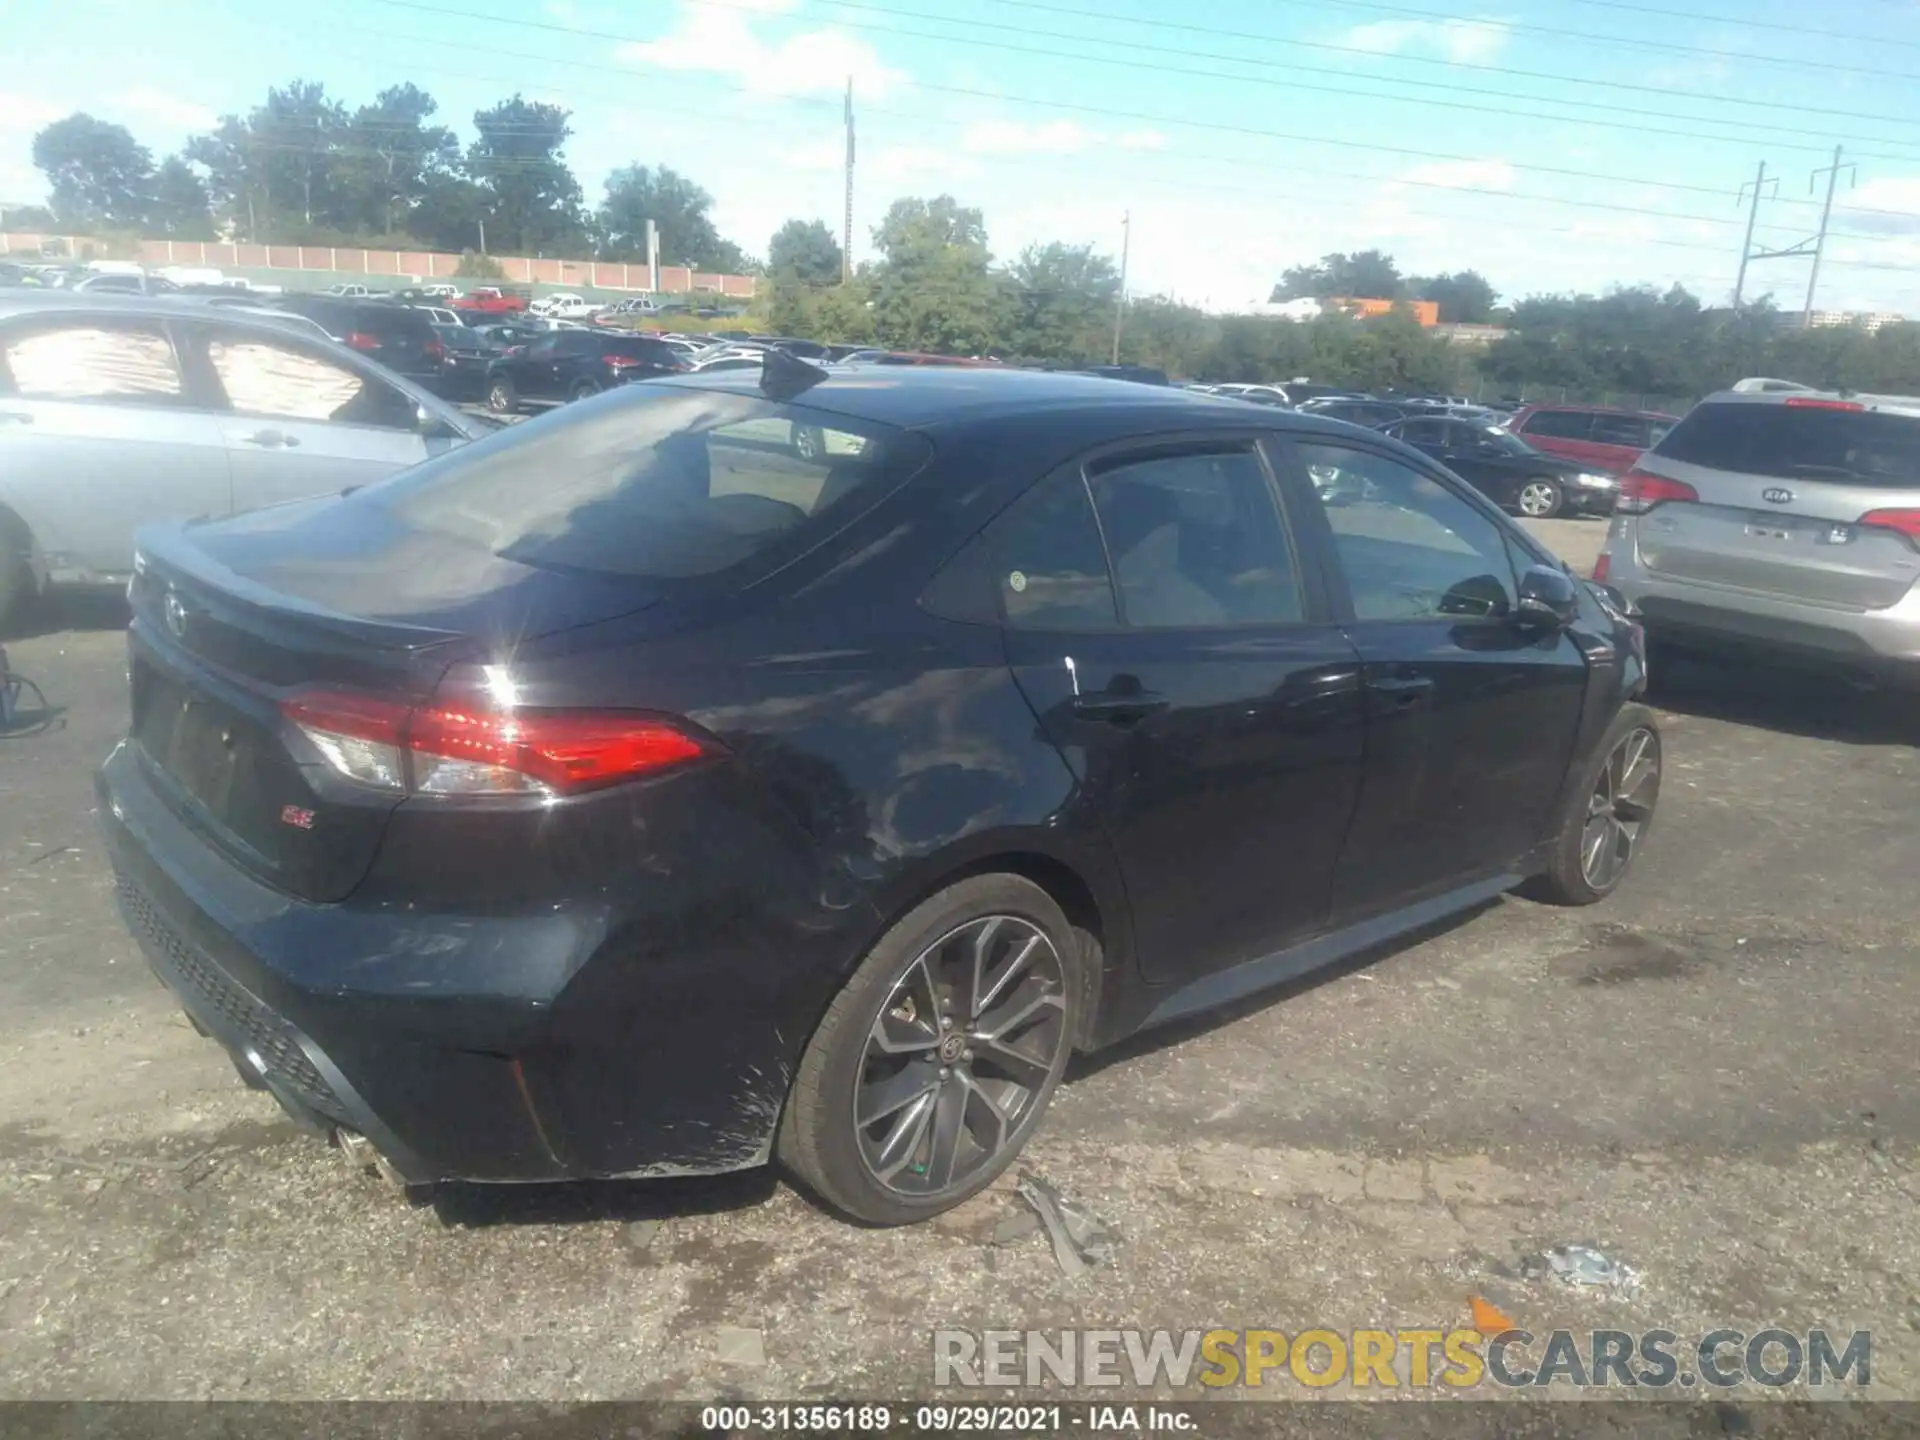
0,232,757,299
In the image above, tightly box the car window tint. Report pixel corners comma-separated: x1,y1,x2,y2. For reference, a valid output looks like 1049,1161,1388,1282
377,389,928,581
207,336,413,429
1087,449,1301,628
1655,401,1920,486
1589,414,1646,447
1298,443,1517,622
1397,419,1447,445
3,324,182,402
1519,409,1594,441
991,468,1118,629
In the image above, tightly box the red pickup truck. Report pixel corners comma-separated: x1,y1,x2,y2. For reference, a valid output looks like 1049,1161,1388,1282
452,286,530,316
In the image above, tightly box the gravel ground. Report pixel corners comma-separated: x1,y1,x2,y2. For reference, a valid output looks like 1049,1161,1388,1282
2,516,1916,1406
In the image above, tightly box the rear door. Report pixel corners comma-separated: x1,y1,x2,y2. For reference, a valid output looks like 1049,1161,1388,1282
0,315,230,578
1586,413,1654,476
1633,398,1920,609
1279,437,1589,917
1515,408,1601,468
997,438,1366,984
183,323,434,511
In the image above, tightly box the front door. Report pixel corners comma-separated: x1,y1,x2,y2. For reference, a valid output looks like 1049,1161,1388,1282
995,441,1367,985
1278,438,1590,920
187,325,433,511
0,316,230,579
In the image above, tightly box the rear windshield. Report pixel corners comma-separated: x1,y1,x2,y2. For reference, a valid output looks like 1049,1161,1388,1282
362,386,931,581
1655,401,1920,488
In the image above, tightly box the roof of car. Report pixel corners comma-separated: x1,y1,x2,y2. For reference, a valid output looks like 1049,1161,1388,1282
655,363,1356,429
0,291,356,333
1515,401,1680,419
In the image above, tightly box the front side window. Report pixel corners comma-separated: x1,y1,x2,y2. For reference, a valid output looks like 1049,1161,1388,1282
1087,448,1302,627
1,323,182,403
1519,409,1594,441
1396,419,1448,447
1296,443,1517,622
205,333,413,429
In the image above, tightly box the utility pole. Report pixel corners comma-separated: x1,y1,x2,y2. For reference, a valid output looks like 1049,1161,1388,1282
1804,145,1856,328
1733,160,1773,308
842,77,855,285
1110,210,1130,365
477,218,487,255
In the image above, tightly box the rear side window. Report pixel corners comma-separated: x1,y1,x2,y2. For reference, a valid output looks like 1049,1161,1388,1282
992,467,1118,630
1656,401,1920,488
1590,414,1649,448
372,387,931,581
1519,409,1594,441
1,323,183,403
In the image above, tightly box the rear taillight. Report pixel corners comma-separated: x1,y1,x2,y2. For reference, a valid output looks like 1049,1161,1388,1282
1592,552,1611,583
281,690,710,797
1859,508,1920,547
1784,397,1865,411
343,330,383,352
505,345,524,356
1617,468,1698,514
424,338,446,360
603,354,644,372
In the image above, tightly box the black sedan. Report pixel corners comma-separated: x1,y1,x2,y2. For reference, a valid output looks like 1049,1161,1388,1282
484,329,686,412
98,362,1659,1225
1382,415,1618,517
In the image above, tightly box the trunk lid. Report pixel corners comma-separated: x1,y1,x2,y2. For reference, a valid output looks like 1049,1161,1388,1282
128,495,662,902
1634,400,1920,610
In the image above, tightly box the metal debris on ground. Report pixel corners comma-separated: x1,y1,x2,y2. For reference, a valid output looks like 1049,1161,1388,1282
624,1218,665,1250
990,1209,1044,1247
1014,1170,1117,1278
1541,1243,1640,1296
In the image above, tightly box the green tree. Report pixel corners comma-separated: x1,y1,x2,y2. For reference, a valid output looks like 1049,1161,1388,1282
334,84,459,236
147,156,214,239
1271,249,1404,303
598,164,723,265
768,218,843,285
868,196,1008,354
1008,241,1119,362
1,203,58,230
467,96,587,255
1410,270,1498,324
411,172,491,253
31,114,154,229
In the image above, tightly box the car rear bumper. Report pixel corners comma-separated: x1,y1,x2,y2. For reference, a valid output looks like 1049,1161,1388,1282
1602,520,1920,680
95,740,809,1184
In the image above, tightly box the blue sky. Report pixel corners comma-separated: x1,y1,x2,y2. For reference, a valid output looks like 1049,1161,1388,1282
8,0,1920,313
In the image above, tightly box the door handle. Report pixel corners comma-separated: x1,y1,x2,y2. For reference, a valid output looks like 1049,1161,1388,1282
1072,690,1170,723
1366,674,1436,710
242,430,299,448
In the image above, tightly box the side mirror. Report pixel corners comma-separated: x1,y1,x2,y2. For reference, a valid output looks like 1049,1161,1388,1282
1515,564,1580,630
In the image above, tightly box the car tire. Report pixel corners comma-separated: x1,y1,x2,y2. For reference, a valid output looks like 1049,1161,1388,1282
1515,478,1565,518
568,379,600,402
778,874,1082,1226
486,377,519,414
0,509,39,636
1530,702,1661,906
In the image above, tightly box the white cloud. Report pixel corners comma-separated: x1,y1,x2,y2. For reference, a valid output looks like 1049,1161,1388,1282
1395,158,1517,192
543,0,576,21
0,92,65,136
1116,129,1168,151
778,138,845,172
116,87,217,134
869,144,976,184
1341,17,1512,64
962,119,1092,155
618,0,906,100
1838,176,1920,236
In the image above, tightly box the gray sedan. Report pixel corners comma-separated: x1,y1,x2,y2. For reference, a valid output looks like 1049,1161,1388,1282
0,293,487,626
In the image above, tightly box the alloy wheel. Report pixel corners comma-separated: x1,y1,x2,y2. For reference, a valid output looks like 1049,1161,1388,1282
853,915,1067,1197
1518,481,1561,517
1581,726,1659,890
487,382,513,413
793,425,823,461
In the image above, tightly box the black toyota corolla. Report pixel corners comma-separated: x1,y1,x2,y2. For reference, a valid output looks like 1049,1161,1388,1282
98,358,1659,1225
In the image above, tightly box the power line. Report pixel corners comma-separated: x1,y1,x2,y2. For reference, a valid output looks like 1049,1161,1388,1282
357,0,1920,217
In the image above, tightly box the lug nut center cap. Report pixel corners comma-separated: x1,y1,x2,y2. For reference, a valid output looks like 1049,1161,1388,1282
939,1034,966,1063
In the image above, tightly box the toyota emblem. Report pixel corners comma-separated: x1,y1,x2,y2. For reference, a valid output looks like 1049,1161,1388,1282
1762,487,1795,505
163,590,188,638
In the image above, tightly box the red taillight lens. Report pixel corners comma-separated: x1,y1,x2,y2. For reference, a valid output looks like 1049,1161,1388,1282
424,338,446,360
1592,552,1611,583
1617,468,1698,514
1859,508,1920,546
603,354,644,371
281,690,708,796
343,330,383,351
505,345,524,356
1784,397,1865,411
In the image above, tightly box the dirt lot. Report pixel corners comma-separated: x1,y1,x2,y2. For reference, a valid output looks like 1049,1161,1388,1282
2,516,1917,1404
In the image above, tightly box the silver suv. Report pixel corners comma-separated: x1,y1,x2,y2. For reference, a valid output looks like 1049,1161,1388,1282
1595,385,1920,686
0,293,485,628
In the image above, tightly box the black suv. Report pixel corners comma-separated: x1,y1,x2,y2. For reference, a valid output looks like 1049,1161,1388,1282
274,296,444,386
484,331,687,411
